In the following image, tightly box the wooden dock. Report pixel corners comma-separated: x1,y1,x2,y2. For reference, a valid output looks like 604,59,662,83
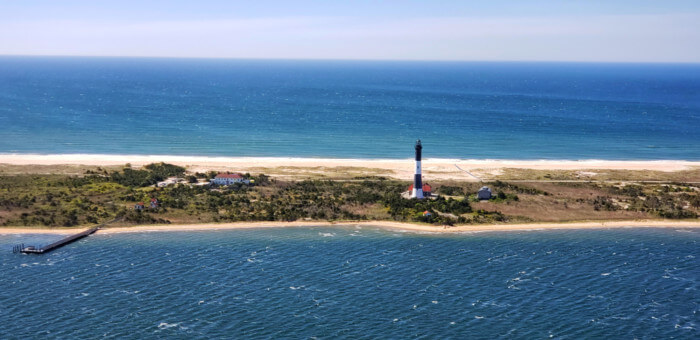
13,227,100,254
11,218,120,254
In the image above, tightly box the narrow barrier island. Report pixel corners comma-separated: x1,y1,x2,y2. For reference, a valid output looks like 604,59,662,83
0,162,698,231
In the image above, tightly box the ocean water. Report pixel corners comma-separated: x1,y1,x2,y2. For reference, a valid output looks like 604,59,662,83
0,57,699,160
1,227,698,338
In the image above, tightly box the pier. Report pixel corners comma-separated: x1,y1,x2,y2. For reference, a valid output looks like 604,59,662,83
13,227,99,254
11,218,119,254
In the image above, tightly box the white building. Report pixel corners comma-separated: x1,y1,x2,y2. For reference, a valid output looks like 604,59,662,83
211,173,250,186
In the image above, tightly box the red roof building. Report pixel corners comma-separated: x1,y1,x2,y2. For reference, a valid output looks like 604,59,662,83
211,173,250,185
408,184,432,194
215,173,242,179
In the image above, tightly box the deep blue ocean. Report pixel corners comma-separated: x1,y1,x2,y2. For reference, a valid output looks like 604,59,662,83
0,57,699,159
1,227,698,338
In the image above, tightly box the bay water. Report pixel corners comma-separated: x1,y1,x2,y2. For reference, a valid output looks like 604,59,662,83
1,227,698,338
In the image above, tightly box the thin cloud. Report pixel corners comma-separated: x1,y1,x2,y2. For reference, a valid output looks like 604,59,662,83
1,13,698,62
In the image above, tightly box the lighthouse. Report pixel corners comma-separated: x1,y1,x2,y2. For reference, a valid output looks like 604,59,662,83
411,140,424,199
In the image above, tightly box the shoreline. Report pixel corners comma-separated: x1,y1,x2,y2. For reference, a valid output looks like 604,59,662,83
2,153,698,168
1,220,699,235
2,153,698,181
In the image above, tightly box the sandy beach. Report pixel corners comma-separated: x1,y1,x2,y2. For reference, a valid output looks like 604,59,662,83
1,154,698,181
1,220,699,235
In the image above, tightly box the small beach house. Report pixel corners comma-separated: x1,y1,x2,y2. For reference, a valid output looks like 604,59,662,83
477,186,492,200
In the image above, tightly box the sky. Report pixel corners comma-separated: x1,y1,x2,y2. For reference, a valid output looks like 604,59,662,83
1,0,699,62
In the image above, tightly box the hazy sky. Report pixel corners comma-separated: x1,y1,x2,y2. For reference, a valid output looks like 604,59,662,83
1,0,699,62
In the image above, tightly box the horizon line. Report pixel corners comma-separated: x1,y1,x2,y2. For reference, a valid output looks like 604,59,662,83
1,54,699,65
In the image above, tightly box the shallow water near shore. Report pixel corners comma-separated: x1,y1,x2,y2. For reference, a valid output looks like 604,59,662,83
1,226,698,338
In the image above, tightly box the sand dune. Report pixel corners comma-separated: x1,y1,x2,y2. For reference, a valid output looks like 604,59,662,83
1,154,697,181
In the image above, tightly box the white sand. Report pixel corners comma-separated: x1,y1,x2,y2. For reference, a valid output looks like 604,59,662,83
1,154,697,181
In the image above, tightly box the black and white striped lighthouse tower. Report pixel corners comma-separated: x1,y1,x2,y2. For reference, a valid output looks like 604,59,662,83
411,140,424,199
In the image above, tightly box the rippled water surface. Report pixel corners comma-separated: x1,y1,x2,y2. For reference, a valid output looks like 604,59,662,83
1,227,698,338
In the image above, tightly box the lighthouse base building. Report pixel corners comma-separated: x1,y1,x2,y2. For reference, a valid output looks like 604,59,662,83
409,184,432,197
